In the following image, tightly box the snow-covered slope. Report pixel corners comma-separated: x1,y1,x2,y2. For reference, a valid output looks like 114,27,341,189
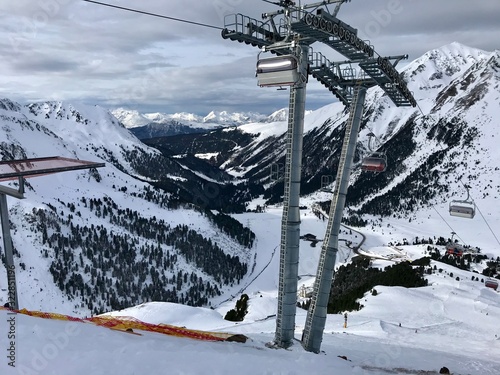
0,99,252,316
1,212,500,374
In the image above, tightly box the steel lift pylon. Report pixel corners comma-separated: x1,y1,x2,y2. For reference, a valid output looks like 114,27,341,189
222,0,416,353
274,44,309,347
302,84,367,352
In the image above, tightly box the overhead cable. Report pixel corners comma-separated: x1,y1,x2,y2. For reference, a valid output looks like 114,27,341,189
82,0,223,30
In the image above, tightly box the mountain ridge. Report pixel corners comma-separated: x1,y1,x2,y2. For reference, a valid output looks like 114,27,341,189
218,43,500,214
112,107,294,140
0,99,255,316
0,42,499,318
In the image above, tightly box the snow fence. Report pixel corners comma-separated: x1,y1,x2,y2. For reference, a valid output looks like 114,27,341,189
0,306,232,341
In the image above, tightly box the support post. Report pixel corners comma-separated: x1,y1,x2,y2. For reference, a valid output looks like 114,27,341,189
302,86,367,353
274,44,309,348
0,193,19,310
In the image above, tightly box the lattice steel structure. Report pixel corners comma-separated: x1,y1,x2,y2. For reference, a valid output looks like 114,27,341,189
222,0,415,352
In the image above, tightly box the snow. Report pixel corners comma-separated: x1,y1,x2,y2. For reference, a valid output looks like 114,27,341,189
2,204,500,374
1,42,500,374
112,108,269,129
194,152,219,160
108,108,151,128
104,302,227,329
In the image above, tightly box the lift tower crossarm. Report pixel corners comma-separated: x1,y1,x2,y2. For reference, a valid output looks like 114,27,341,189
222,15,367,100
288,9,416,107
359,55,416,107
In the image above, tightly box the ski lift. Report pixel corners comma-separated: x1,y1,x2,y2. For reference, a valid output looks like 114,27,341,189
449,186,475,219
445,242,464,257
256,54,300,87
485,278,498,291
361,132,387,172
340,66,355,81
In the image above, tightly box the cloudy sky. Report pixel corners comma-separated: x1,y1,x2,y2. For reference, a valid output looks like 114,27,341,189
0,0,498,115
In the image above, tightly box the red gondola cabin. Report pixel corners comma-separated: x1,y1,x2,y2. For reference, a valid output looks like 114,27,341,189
485,279,498,291
361,155,387,172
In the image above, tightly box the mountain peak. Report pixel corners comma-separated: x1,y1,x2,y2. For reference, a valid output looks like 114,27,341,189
413,42,489,70
112,108,151,128
402,42,494,96
113,108,269,130
0,98,21,112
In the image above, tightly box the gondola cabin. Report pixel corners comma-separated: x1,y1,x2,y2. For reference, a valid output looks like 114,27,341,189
485,279,499,291
449,201,475,219
361,154,387,172
256,55,299,87
445,244,464,257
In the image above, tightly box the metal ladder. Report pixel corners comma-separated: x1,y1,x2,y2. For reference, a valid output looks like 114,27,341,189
275,86,296,343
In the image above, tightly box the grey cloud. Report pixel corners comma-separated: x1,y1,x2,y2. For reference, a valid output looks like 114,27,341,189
131,61,179,71
340,0,500,58
11,56,78,73
0,0,498,115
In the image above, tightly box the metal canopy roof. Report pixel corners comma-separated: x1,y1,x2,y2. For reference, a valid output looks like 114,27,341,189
0,156,105,182
0,155,105,311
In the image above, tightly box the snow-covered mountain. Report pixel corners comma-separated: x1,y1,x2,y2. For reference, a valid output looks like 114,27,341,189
0,42,499,357
202,110,268,125
110,108,151,127
0,99,255,316
112,108,279,139
214,43,500,223
112,108,269,137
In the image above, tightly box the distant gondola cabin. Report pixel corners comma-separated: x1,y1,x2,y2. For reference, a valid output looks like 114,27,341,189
361,156,387,172
449,203,475,219
445,241,464,256
445,246,463,257
485,279,498,291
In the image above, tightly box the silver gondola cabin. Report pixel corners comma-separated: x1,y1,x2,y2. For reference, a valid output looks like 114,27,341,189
256,55,300,87
449,201,476,219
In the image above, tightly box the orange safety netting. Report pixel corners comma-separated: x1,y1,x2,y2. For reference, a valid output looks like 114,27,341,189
0,306,232,342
